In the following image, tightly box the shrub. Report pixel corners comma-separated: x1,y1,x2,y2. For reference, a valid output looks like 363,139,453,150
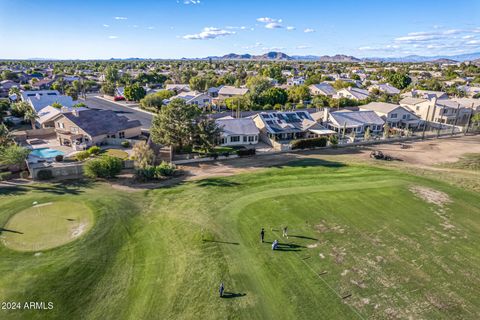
75,151,90,161
237,148,256,157
134,162,176,181
0,172,12,181
121,141,130,148
208,152,219,160
36,169,53,180
20,171,30,179
84,156,123,179
55,154,64,162
156,161,176,177
87,146,101,155
291,137,328,150
329,135,338,146
222,152,230,158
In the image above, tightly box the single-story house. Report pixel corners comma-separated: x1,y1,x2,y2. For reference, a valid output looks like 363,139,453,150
324,109,385,135
0,80,19,98
165,84,191,93
401,89,448,100
287,77,305,86
335,87,370,100
21,90,75,112
167,91,211,108
52,109,142,149
309,83,336,97
215,116,260,147
252,111,335,145
217,86,249,100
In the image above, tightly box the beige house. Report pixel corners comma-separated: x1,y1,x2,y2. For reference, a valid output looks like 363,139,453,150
400,97,472,125
52,109,142,149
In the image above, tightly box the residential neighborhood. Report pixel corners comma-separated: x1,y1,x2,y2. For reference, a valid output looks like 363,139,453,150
1,1,480,319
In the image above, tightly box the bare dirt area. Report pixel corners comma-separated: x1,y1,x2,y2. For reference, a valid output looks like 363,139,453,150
178,135,480,182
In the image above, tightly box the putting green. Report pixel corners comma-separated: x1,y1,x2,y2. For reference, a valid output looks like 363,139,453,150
1,201,94,252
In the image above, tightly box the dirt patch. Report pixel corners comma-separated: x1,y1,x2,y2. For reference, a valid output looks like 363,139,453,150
409,185,452,207
330,246,347,264
71,223,87,238
307,243,319,249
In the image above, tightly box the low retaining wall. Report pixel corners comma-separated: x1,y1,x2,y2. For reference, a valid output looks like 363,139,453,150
173,154,239,165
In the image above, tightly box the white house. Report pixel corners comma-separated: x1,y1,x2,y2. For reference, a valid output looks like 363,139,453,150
323,109,385,135
287,77,305,86
217,86,249,99
400,97,472,125
21,90,75,112
335,87,370,100
309,83,336,97
216,116,260,147
360,102,421,129
168,91,211,108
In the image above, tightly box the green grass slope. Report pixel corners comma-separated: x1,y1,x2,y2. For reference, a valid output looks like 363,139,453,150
0,160,479,319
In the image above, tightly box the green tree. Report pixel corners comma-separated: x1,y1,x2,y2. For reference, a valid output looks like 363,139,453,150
8,87,20,99
131,141,155,168
124,84,146,101
23,109,38,130
0,144,30,166
364,127,371,141
287,85,311,103
150,99,201,151
11,101,30,117
384,71,411,89
105,66,119,84
66,86,78,100
259,87,288,106
0,100,9,122
194,118,222,153
140,90,175,111
0,123,12,147
189,76,207,91
101,82,115,96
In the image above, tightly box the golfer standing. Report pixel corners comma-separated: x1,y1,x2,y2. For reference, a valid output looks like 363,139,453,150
219,282,224,297
260,228,265,243
283,226,288,239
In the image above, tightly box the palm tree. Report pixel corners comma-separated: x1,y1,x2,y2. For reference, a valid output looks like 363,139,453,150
24,109,38,130
8,87,20,101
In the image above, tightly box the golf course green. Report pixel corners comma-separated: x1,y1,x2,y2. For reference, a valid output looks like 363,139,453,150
0,159,479,319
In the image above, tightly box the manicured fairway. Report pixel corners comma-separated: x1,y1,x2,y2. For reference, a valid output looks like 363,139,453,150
0,160,479,319
1,201,93,252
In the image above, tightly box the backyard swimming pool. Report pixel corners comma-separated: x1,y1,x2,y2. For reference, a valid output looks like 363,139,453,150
30,148,65,159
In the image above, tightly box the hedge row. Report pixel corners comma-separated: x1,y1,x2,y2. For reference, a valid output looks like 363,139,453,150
291,137,328,150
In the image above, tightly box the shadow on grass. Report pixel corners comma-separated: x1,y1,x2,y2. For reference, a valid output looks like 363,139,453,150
276,158,347,168
266,241,305,252
203,239,240,245
221,292,246,299
195,178,240,188
0,179,93,196
289,235,318,241
0,227,24,234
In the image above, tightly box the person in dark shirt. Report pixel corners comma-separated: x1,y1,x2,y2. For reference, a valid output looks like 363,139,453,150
219,282,224,297
260,228,265,243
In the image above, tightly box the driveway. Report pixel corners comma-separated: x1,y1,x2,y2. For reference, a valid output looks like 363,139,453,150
82,95,153,130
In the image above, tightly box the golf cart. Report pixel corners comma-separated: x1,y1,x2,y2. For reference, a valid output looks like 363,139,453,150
370,150,392,161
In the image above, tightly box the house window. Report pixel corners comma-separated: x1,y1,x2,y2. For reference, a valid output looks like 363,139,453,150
416,106,420,111
71,126,78,133
230,136,240,142
391,113,397,118
243,136,247,142
248,136,254,142
254,136,258,141
119,131,125,139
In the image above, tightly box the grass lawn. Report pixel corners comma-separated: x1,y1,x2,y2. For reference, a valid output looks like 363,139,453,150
102,148,129,159
0,160,479,319
2,201,93,252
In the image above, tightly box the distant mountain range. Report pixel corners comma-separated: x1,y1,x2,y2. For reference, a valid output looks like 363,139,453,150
19,51,480,63
206,51,480,63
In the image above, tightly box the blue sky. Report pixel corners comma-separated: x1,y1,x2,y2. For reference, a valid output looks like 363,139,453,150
0,0,479,59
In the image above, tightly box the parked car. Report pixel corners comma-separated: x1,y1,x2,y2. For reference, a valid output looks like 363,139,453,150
114,96,125,101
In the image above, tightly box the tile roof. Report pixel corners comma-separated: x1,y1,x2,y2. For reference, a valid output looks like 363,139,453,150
61,109,141,137
216,118,259,136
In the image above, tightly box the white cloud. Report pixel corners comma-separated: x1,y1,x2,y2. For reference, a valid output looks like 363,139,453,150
395,34,440,42
108,36,119,39
226,26,248,30
183,0,200,4
463,35,474,39
114,17,127,20
265,22,283,29
296,45,311,49
286,26,296,31
183,27,235,40
257,17,282,23
304,28,315,33
147,26,155,30
103,24,110,28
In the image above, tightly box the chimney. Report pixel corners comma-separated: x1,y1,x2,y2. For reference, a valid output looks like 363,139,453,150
72,108,80,117
323,107,330,123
